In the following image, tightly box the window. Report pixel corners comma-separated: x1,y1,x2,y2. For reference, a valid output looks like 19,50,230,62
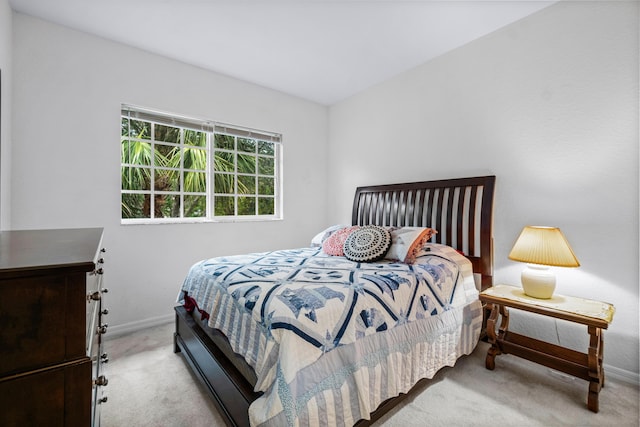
121,106,282,223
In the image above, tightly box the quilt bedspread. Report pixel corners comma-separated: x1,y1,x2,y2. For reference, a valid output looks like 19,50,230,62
179,243,481,426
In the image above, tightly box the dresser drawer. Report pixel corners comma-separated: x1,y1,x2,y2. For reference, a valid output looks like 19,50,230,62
0,272,87,376
0,358,92,426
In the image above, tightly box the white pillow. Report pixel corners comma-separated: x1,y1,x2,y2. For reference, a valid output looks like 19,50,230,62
310,224,348,247
384,227,437,263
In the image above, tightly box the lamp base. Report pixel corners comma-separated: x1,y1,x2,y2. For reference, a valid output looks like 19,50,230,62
521,264,556,299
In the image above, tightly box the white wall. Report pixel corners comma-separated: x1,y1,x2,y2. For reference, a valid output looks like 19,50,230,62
328,1,639,377
11,13,329,331
0,0,11,229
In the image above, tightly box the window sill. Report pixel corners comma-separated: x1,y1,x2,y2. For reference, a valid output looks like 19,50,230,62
120,216,283,225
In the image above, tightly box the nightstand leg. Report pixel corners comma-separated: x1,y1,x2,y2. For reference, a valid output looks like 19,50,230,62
600,332,605,388
485,303,505,370
587,326,603,413
497,305,509,340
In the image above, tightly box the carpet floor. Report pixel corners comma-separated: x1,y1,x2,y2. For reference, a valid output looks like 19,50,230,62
101,322,639,426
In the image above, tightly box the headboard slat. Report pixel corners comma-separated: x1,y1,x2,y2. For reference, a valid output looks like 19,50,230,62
425,189,435,238
456,187,465,250
414,189,425,227
398,191,410,227
434,189,444,245
445,188,455,248
468,186,478,257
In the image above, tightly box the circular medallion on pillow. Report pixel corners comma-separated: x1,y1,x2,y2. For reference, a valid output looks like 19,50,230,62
343,225,392,262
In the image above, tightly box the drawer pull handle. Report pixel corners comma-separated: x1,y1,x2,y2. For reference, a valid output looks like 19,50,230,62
96,268,104,275
102,308,109,315
102,288,109,293
98,324,109,334
94,375,108,386
101,353,109,363
98,396,108,404
87,292,101,301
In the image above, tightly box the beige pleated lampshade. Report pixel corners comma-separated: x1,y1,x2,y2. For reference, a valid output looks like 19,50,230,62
508,226,580,267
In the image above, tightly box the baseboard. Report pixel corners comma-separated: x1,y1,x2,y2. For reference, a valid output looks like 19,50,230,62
605,363,640,386
105,313,174,339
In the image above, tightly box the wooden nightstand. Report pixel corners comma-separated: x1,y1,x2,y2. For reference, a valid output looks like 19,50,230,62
479,284,615,413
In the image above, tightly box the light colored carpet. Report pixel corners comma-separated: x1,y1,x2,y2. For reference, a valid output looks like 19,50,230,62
102,322,639,427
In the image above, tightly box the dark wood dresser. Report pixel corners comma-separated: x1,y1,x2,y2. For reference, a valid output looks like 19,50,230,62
0,228,108,426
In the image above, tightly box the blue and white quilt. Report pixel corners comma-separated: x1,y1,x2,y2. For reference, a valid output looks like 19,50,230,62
179,243,482,426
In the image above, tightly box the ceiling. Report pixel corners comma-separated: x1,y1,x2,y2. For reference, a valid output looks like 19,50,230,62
9,0,555,105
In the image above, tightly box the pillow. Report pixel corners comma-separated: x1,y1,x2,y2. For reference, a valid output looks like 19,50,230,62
384,227,437,264
343,225,392,262
322,226,360,256
310,224,347,247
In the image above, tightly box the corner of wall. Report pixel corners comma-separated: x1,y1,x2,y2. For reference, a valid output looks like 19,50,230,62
0,0,13,230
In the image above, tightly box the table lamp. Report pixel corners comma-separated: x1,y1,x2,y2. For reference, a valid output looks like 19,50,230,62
508,226,580,299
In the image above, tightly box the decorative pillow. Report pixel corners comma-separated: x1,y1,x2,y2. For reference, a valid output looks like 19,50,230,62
322,226,360,256
310,224,347,247
343,225,392,262
384,227,437,264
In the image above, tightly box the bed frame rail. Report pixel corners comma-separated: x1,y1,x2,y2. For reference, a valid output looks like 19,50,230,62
174,306,259,427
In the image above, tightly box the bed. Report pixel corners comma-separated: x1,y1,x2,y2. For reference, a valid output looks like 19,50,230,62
174,175,496,427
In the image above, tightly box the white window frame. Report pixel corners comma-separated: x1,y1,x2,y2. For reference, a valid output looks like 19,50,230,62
121,105,283,224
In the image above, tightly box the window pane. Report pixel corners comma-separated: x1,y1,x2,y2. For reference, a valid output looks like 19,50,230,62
155,169,180,192
122,140,152,166
238,196,256,215
122,166,150,191
258,197,274,215
215,151,235,172
238,175,255,194
238,138,256,153
258,177,274,195
124,118,151,139
214,196,235,216
122,193,149,219
184,129,206,147
237,154,256,174
185,195,206,218
215,134,234,150
156,194,180,218
258,141,274,156
154,124,180,143
183,147,207,171
258,157,274,175
121,117,129,137
214,173,235,194
183,171,207,193
155,144,176,167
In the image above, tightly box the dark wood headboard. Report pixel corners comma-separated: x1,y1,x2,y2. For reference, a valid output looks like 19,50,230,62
352,175,496,290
